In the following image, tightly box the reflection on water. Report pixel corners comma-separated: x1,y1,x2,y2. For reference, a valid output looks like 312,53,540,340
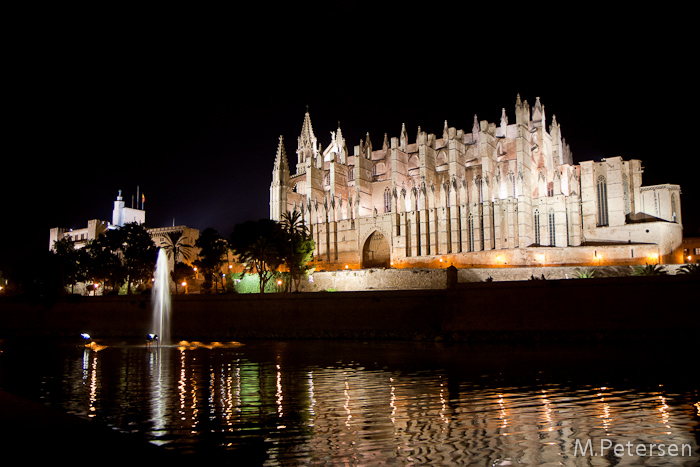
1,339,698,465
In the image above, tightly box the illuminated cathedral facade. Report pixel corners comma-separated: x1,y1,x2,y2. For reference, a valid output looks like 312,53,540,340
270,95,683,269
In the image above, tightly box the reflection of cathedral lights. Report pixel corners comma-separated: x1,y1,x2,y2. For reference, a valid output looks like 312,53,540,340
658,395,671,434
498,394,508,433
597,387,612,432
541,389,554,432
439,380,448,426
344,380,352,427
390,377,397,426
308,371,316,425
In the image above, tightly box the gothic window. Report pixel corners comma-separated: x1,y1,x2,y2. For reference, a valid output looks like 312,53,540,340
549,210,556,246
534,208,541,245
372,164,378,178
547,182,554,197
596,175,609,227
324,173,330,186
348,168,354,181
384,187,392,213
476,175,483,203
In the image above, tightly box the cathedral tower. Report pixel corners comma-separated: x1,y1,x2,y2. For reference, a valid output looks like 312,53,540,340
270,136,290,221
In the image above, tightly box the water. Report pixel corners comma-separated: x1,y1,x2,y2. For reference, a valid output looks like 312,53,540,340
0,339,698,465
152,248,171,345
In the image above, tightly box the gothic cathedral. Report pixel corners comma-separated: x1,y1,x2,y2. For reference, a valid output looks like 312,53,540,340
270,96,683,269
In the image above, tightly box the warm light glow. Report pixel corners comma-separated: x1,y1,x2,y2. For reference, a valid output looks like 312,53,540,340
537,254,545,262
439,258,443,263
181,282,187,287
277,280,283,285
345,264,349,269
496,255,503,263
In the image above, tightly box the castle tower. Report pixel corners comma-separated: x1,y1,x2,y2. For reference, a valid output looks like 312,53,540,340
270,136,290,221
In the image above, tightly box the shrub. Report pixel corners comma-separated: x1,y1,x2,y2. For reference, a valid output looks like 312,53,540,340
678,263,700,275
574,268,596,279
632,263,667,276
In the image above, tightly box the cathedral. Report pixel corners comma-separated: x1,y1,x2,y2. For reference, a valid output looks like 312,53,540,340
270,95,683,269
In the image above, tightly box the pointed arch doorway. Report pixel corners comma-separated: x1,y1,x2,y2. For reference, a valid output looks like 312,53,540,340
362,230,391,268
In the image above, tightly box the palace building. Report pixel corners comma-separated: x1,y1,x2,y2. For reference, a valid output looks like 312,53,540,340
270,96,683,269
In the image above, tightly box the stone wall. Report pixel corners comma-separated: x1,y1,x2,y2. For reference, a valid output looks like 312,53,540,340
299,264,687,292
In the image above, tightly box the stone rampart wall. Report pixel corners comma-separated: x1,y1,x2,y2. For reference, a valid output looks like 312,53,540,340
300,264,686,292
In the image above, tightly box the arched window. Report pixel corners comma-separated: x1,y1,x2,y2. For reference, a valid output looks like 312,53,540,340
324,173,330,186
476,175,483,203
548,209,556,246
547,182,554,197
384,187,392,213
534,208,541,245
372,164,378,178
348,168,354,181
597,175,609,227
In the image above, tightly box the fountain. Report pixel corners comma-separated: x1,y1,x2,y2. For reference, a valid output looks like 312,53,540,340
152,248,171,345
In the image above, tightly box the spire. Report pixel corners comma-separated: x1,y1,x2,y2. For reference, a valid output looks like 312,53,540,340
299,108,316,149
400,123,408,150
532,96,544,126
297,108,318,170
274,135,290,175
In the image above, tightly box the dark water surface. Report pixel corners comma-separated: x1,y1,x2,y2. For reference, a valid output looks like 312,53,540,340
1,338,698,465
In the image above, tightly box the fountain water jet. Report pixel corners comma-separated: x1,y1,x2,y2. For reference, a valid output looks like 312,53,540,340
152,248,171,345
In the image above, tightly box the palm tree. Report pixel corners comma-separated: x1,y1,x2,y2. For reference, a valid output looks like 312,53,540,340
159,231,195,265
280,210,313,292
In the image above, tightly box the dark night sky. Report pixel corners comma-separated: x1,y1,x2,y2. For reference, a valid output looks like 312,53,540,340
2,8,697,278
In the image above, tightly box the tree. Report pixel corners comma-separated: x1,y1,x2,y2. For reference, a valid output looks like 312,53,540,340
158,231,195,265
119,222,158,294
52,237,84,294
194,228,229,293
230,219,285,293
84,232,125,294
171,262,195,294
